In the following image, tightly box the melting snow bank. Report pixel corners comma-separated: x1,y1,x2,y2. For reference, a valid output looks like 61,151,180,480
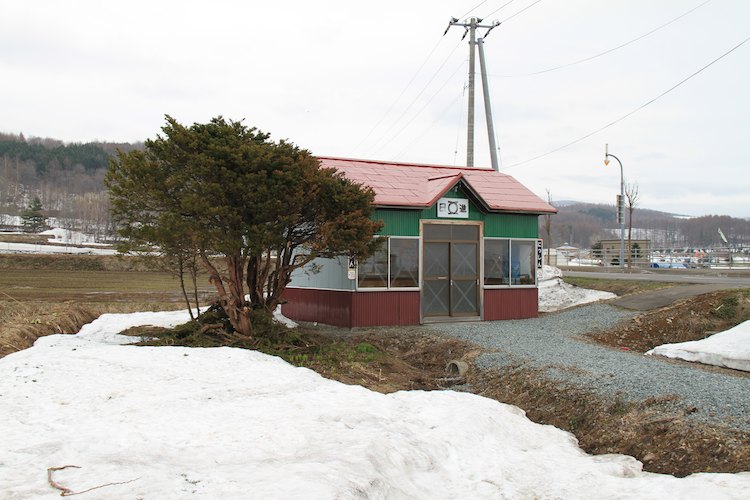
41,227,106,246
538,266,616,312
0,241,118,255
2,313,750,498
647,320,750,372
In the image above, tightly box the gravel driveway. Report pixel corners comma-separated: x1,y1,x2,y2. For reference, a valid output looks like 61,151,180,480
427,304,750,430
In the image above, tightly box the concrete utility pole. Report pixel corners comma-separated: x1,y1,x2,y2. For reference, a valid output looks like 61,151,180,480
467,20,476,168
444,17,500,170
477,38,499,171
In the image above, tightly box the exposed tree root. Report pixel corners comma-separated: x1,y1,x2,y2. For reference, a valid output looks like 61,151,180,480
47,465,139,496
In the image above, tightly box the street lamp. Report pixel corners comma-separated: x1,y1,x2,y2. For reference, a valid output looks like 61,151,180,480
604,144,624,269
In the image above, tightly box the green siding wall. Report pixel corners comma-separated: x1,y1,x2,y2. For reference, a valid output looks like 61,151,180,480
373,184,539,238
483,213,538,238
373,209,421,236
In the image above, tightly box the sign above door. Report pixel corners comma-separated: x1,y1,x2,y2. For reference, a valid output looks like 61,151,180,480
436,197,469,219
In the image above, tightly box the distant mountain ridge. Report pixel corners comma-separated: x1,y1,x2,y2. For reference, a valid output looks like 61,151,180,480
1,132,747,248
541,201,749,249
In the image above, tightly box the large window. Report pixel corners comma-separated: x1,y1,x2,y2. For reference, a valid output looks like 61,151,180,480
389,238,419,287
358,237,419,289
356,241,388,288
484,238,537,286
484,239,510,285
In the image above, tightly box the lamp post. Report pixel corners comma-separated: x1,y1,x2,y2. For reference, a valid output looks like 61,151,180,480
604,144,624,269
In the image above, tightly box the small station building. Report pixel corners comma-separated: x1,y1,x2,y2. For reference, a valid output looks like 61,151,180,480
281,157,556,328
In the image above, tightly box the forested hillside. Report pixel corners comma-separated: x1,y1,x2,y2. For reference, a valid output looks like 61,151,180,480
541,202,750,250
0,133,142,238
1,132,747,248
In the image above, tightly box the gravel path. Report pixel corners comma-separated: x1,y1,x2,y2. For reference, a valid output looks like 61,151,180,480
427,304,750,430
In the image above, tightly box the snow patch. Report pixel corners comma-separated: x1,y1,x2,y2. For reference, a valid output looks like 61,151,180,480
41,227,104,246
3,311,750,497
274,304,298,328
647,320,750,372
538,266,616,313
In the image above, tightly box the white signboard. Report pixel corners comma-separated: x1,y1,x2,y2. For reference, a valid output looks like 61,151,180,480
347,256,357,280
437,197,469,219
536,239,544,269
536,240,544,282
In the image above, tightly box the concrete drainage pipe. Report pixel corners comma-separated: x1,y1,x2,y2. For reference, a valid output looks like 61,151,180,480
446,360,469,378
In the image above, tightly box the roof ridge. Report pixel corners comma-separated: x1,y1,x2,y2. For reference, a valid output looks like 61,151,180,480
317,156,495,172
427,173,463,181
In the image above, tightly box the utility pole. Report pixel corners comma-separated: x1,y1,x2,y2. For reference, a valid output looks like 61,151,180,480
444,16,500,169
467,20,476,167
477,38,499,171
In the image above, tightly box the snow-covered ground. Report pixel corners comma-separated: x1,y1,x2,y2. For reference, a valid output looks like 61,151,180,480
0,240,118,255
41,227,108,246
0,226,117,255
3,311,750,498
647,320,750,372
538,265,616,312
0,217,117,254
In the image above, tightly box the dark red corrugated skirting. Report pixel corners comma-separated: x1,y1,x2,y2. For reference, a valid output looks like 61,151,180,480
281,288,353,328
282,287,538,327
281,288,421,328
351,291,421,327
483,288,539,320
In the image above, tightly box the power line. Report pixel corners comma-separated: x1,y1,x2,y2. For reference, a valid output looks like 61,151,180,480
482,0,518,20
394,91,465,160
493,0,712,78
458,0,489,20
500,0,543,23
352,1,538,160
504,35,750,169
375,59,468,158
363,39,464,157
349,36,449,156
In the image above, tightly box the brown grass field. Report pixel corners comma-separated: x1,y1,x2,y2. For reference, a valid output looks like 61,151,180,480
0,253,214,357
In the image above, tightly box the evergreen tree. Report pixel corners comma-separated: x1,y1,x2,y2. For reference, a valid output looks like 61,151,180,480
106,115,382,338
21,196,47,233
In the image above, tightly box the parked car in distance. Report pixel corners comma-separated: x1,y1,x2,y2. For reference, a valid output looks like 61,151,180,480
650,261,686,269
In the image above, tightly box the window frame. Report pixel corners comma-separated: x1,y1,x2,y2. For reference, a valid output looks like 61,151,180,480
356,236,421,292
483,237,538,288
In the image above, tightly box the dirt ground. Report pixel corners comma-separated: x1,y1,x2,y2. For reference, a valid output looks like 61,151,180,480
586,289,750,353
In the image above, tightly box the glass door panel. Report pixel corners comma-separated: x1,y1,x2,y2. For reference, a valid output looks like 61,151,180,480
423,242,450,316
422,224,481,318
450,242,478,316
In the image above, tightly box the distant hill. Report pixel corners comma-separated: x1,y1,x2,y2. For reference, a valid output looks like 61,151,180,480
541,202,749,249
0,132,144,238
2,132,747,248
0,132,143,204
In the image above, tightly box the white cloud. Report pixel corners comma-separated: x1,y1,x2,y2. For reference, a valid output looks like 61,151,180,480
1,0,748,216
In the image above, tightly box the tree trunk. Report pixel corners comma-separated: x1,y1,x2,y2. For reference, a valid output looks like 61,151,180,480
190,254,201,316
627,205,635,269
200,251,253,337
627,224,633,269
178,257,195,321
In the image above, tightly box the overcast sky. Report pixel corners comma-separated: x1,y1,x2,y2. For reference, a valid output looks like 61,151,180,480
2,0,748,218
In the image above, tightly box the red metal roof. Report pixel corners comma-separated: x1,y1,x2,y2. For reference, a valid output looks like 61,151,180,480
319,157,556,214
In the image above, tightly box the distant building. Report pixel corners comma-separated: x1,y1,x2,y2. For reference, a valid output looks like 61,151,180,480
281,157,556,327
596,238,651,267
546,245,578,266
